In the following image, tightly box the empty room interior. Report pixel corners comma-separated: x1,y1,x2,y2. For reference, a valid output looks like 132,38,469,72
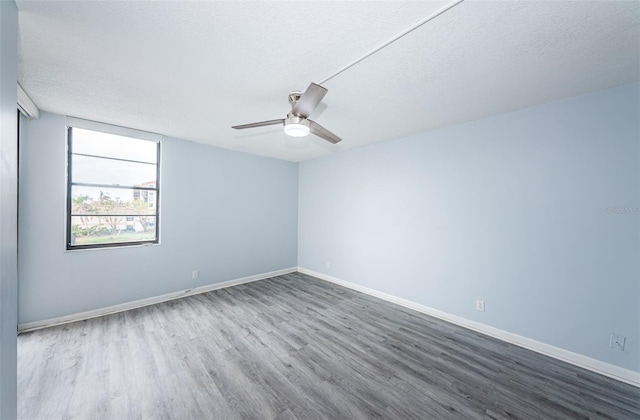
1,0,639,419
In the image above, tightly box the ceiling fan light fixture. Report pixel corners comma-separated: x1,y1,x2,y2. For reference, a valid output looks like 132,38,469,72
284,123,309,137
284,116,310,137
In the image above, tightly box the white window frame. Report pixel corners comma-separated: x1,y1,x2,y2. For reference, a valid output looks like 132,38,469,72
65,117,162,250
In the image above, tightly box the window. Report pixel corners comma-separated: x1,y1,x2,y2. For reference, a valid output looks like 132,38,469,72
66,120,160,249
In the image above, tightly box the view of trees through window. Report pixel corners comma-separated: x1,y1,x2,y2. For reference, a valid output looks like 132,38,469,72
67,126,160,249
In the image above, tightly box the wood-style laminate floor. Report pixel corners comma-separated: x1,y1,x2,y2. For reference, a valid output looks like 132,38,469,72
18,272,640,419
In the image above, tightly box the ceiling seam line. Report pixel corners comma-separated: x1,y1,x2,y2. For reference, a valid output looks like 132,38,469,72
316,0,465,86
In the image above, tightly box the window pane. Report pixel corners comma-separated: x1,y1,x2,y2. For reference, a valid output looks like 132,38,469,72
70,215,157,246
71,154,157,186
71,186,156,215
67,125,159,249
72,128,157,163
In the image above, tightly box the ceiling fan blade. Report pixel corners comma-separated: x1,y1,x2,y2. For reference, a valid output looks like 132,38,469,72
308,120,342,144
292,83,328,118
232,119,284,130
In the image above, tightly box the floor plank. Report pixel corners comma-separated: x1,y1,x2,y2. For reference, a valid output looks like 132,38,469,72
18,272,640,419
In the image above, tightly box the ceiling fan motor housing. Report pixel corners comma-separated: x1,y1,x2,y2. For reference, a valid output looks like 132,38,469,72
288,91,303,106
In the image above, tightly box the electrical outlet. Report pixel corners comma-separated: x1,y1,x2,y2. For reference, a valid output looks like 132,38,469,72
476,299,485,312
326,261,331,269
192,270,199,279
610,334,626,351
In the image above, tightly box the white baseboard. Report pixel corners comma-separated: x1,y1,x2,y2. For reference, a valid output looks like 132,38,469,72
298,267,640,388
18,267,297,333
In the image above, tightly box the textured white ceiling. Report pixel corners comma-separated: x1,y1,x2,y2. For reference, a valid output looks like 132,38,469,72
17,1,640,162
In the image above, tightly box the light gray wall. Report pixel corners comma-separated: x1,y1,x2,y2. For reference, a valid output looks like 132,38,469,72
299,82,640,372
19,112,298,323
0,1,18,418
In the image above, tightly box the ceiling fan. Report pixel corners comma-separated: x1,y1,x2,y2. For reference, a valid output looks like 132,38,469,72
232,83,342,144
